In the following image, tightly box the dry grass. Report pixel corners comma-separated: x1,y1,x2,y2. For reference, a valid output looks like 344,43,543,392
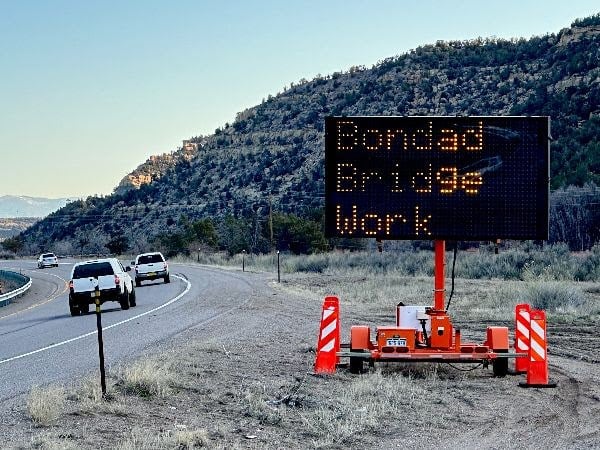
77,376,104,403
27,385,66,426
182,246,599,323
29,432,80,450
301,367,455,448
116,427,210,449
72,377,130,417
13,250,599,449
115,358,175,398
241,382,286,426
180,244,600,282
283,270,598,324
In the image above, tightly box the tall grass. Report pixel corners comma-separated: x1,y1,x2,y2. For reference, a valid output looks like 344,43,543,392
27,385,66,426
115,359,175,398
183,243,600,282
116,427,209,449
178,243,599,320
303,368,454,448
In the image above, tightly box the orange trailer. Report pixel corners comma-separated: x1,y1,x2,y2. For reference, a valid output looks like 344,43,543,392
338,240,517,375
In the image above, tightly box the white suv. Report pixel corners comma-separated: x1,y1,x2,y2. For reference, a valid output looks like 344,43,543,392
68,258,135,316
133,252,170,286
37,252,58,268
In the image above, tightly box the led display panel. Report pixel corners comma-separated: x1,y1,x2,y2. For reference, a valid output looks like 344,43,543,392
325,116,549,240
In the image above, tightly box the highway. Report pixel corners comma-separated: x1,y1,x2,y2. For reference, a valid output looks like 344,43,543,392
0,259,256,403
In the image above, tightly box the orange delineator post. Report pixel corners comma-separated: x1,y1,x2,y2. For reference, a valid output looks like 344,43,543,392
527,309,549,384
314,296,341,374
514,303,531,373
520,309,556,388
434,240,445,311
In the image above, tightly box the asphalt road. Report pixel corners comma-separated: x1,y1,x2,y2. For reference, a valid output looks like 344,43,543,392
0,259,256,403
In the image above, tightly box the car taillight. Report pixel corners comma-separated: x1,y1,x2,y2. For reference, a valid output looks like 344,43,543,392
135,265,138,272
114,274,120,285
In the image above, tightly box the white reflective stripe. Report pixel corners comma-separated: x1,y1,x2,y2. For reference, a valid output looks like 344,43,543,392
321,339,335,352
530,338,545,361
530,320,545,340
516,321,530,339
322,308,335,321
321,320,337,341
518,310,530,321
517,337,529,351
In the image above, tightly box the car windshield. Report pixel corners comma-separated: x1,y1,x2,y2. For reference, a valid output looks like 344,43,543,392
73,262,114,278
138,254,164,264
42,253,55,258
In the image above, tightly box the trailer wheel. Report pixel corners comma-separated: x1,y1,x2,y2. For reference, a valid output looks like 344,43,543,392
493,350,509,377
349,356,364,374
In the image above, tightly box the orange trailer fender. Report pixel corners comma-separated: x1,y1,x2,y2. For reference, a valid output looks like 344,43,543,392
350,325,371,350
486,326,509,351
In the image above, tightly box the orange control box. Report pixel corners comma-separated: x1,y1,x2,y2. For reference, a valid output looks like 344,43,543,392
376,327,416,351
430,315,453,349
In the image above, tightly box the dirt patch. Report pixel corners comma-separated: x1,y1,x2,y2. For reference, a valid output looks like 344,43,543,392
1,269,599,449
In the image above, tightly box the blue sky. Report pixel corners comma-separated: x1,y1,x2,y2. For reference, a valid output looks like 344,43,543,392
1,1,598,198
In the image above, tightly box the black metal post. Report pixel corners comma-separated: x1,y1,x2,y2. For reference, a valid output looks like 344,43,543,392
95,287,107,398
277,250,280,283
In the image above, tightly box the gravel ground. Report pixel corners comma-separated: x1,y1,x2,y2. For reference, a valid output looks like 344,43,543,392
1,267,599,449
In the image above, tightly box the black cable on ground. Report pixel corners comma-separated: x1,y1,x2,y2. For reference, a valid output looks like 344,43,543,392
446,362,484,372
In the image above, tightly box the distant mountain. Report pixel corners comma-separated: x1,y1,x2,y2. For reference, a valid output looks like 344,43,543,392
0,196,73,218
18,14,600,254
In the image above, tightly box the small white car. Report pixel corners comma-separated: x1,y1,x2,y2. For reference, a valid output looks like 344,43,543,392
132,252,170,286
37,252,58,268
68,258,135,316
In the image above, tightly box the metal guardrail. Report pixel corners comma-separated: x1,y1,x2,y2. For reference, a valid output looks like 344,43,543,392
0,270,32,307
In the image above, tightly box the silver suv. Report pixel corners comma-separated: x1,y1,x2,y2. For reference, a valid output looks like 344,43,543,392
68,258,135,316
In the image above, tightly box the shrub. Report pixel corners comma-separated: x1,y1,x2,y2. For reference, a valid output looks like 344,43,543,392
574,244,600,281
523,281,586,312
116,359,174,398
285,254,330,273
27,385,66,426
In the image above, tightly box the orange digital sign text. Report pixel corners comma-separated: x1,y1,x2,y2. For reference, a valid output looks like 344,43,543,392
325,116,550,240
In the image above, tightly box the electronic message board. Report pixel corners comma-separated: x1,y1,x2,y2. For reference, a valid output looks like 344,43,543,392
325,116,549,240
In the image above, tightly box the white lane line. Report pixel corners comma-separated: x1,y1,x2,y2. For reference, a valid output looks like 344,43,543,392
0,274,191,365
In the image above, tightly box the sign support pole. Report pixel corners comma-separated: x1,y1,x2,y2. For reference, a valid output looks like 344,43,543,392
434,240,446,311
277,250,280,283
95,286,107,398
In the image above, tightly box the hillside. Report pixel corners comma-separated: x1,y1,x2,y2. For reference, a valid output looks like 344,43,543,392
17,15,600,255
0,218,38,241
